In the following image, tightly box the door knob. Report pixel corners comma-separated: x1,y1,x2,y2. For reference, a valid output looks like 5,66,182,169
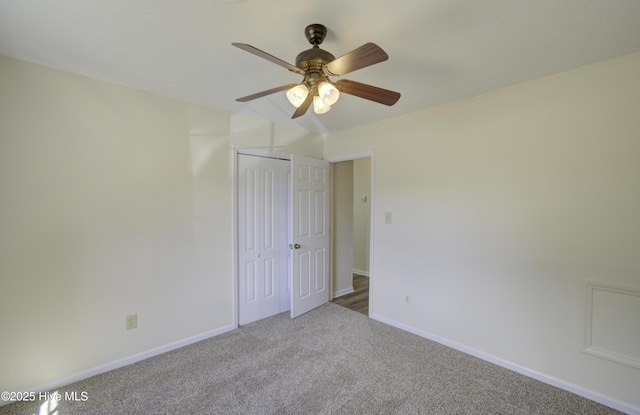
289,243,301,250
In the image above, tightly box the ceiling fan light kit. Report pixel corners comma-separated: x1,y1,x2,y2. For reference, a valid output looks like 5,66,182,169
286,84,309,108
318,81,340,106
313,95,331,114
233,23,400,119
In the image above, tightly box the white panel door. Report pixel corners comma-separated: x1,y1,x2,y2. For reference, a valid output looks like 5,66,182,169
291,154,330,318
238,155,289,325
238,155,260,325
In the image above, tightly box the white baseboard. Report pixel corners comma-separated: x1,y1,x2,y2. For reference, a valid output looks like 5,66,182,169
352,269,369,277
369,313,639,415
2,324,236,407
333,287,354,298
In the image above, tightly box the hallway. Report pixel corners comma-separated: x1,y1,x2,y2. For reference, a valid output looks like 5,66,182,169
331,274,369,315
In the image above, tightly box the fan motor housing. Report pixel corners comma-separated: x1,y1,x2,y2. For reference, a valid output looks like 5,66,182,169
295,47,335,72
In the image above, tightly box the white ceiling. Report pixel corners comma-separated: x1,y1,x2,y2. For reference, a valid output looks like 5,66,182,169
2,0,640,134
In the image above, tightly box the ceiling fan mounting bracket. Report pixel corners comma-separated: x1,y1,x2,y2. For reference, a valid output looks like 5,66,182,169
304,24,327,46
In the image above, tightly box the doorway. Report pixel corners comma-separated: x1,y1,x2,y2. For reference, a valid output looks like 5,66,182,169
328,152,374,316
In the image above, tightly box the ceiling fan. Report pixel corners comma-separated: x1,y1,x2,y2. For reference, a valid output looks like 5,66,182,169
232,24,401,119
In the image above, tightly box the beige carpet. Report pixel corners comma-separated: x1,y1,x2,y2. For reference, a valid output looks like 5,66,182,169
0,303,621,414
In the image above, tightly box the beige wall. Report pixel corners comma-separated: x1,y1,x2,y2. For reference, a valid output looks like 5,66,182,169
352,158,371,275
0,56,321,393
324,52,640,410
332,161,354,296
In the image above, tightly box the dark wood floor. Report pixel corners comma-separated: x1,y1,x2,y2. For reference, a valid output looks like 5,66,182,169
331,274,369,315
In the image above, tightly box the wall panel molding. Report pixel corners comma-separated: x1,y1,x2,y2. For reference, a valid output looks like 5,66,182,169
582,281,640,370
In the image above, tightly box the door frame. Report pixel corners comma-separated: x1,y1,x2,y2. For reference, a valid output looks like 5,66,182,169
232,146,293,327
326,151,375,312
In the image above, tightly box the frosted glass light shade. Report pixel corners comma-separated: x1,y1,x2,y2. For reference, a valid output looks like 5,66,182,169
318,82,340,106
313,96,331,114
286,84,309,108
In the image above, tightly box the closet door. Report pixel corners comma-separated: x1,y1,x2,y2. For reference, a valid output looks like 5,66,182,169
238,155,288,325
290,154,331,318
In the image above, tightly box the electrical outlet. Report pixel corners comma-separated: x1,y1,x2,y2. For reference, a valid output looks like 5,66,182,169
405,295,410,304
126,314,137,330
385,212,392,224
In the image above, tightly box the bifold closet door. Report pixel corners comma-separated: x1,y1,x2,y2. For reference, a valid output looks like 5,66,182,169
238,155,289,325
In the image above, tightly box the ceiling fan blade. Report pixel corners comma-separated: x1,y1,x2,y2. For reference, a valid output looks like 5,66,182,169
323,43,388,76
232,43,305,75
291,90,314,119
336,80,401,106
236,84,298,102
